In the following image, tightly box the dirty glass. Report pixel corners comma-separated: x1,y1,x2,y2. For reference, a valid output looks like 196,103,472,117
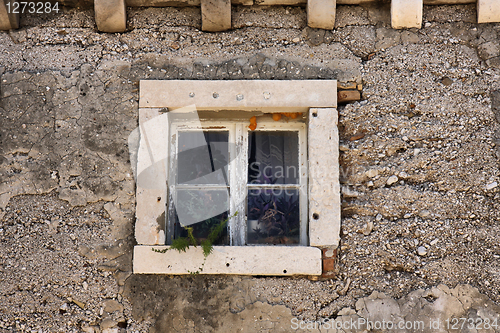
172,190,229,245
177,131,229,185
247,188,300,245
173,130,230,244
248,131,299,185
247,130,301,245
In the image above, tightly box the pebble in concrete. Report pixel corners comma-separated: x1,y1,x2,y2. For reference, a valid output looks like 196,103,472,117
386,175,399,186
419,209,431,218
391,0,423,29
103,299,124,313
486,181,498,190
365,168,379,178
417,246,427,256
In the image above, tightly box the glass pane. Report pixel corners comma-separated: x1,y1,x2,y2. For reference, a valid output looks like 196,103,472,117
247,188,300,245
248,131,299,185
173,189,229,245
177,131,229,185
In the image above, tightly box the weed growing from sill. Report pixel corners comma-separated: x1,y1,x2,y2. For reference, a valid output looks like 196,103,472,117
152,211,238,275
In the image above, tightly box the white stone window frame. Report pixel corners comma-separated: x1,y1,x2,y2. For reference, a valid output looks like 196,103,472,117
133,80,340,276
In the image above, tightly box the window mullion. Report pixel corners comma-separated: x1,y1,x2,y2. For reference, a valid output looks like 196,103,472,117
229,123,247,246
299,124,308,246
166,123,178,245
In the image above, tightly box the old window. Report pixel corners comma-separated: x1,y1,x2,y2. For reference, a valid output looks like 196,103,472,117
167,117,308,247
133,80,340,276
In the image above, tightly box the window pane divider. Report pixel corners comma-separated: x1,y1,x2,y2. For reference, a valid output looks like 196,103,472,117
230,123,247,246
247,184,301,189
175,184,229,189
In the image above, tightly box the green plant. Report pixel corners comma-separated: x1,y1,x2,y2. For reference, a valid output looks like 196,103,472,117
152,211,238,275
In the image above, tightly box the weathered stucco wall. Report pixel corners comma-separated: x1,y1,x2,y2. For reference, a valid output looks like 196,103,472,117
1,3,500,332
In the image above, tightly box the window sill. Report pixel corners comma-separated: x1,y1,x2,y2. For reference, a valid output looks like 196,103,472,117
133,245,322,276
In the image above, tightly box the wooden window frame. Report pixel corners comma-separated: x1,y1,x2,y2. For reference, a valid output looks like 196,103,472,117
167,118,308,246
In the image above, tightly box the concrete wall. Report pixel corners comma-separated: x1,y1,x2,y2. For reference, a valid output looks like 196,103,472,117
0,3,500,332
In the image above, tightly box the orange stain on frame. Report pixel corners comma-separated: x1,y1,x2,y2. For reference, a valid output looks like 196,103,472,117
248,116,257,130
248,113,302,131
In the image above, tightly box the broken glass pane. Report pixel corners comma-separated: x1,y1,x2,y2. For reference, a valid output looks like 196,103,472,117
247,188,300,245
177,131,229,185
248,131,299,185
